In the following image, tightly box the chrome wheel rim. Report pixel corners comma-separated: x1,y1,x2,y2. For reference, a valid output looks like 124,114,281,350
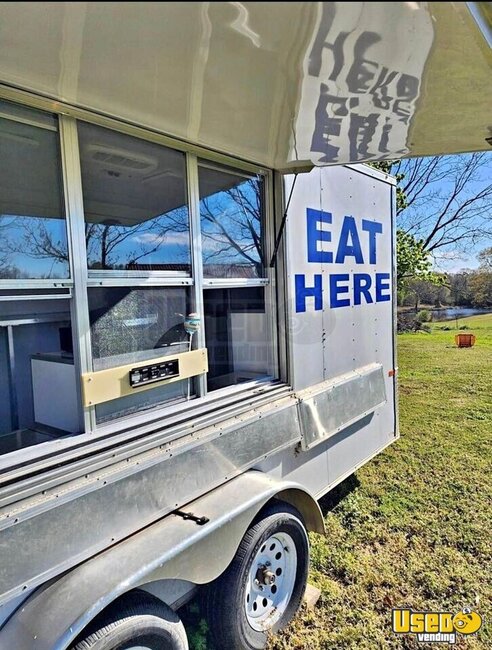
245,532,297,632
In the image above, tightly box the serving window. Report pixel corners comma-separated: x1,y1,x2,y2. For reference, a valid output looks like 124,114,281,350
203,287,276,391
89,286,191,369
88,286,194,423
0,99,278,460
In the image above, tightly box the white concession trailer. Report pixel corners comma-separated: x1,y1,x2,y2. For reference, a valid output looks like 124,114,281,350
0,3,490,649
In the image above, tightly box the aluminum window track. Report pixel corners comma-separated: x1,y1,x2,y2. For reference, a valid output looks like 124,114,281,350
0,383,292,507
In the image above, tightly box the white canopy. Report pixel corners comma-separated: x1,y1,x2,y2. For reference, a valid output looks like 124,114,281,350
0,2,490,170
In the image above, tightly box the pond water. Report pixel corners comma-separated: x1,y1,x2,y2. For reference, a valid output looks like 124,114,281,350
430,308,491,322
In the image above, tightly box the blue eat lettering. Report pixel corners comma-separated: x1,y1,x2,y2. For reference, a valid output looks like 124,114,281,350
307,208,333,263
335,216,363,264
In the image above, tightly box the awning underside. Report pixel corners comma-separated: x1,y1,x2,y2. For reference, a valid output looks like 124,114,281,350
0,2,490,170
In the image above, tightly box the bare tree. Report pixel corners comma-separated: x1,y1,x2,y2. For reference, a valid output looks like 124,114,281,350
200,178,263,277
391,152,492,254
84,206,190,269
0,206,190,275
1,177,263,277
0,215,17,273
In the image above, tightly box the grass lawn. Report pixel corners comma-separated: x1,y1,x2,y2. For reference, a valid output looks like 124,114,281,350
185,314,491,649
268,313,491,649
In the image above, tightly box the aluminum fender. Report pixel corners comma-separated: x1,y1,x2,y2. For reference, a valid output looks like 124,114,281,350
0,471,323,650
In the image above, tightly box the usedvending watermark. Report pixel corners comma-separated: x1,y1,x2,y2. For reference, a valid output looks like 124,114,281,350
392,607,483,644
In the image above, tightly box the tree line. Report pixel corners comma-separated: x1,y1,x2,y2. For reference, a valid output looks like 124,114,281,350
400,247,492,310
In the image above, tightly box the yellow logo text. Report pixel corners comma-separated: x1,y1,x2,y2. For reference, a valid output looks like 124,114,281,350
392,607,482,645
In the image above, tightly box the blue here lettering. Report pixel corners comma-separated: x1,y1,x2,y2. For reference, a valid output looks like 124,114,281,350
295,274,323,312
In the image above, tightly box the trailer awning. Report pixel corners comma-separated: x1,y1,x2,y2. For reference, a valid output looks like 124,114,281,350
0,2,490,170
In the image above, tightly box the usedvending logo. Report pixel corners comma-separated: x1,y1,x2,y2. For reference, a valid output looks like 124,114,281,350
392,607,482,644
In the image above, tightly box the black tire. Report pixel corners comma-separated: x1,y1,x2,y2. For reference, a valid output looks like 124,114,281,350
205,501,309,650
70,589,189,650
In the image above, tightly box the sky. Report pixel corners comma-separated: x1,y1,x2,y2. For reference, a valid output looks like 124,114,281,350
395,152,492,274
433,250,481,274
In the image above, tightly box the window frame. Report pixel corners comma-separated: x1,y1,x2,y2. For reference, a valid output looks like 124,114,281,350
68,119,200,429
0,86,282,468
77,120,194,281
0,104,79,435
0,102,73,289
198,160,269,286
198,160,279,390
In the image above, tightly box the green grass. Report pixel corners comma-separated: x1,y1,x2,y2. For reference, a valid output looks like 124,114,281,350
185,314,491,649
268,313,492,649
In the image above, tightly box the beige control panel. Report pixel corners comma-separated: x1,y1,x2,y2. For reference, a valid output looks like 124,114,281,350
81,348,208,407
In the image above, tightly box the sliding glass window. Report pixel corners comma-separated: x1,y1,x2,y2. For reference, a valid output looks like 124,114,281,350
199,162,265,279
78,122,191,274
0,98,278,457
198,162,277,391
88,286,193,423
78,122,195,424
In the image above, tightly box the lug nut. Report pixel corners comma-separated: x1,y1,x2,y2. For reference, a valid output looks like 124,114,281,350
263,570,276,586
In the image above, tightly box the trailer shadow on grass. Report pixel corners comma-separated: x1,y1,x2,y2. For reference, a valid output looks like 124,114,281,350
180,602,212,650
317,473,360,517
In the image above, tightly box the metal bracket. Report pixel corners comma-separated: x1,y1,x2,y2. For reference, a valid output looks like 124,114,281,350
174,510,210,526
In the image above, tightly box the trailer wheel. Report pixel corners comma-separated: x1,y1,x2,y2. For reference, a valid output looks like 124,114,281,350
205,501,309,650
70,590,188,650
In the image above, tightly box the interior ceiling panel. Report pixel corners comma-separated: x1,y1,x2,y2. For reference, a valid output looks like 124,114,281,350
0,2,490,170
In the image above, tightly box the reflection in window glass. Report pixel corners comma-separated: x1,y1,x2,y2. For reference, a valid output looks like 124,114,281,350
204,287,276,391
198,164,265,278
78,123,191,272
0,101,68,279
88,287,191,370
